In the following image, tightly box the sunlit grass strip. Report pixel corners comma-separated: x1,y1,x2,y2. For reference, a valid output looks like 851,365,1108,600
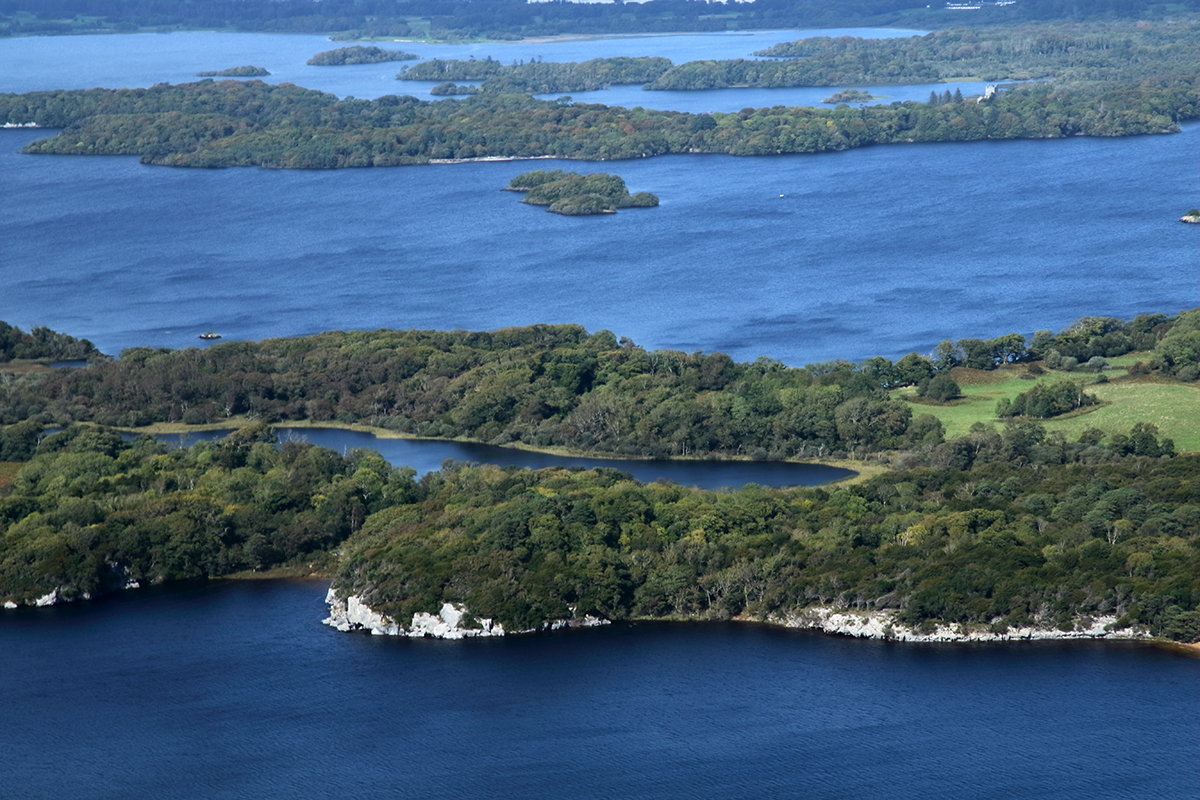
1048,382,1200,453
896,367,1200,453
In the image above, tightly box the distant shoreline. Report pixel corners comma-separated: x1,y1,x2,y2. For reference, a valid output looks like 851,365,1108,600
427,154,560,165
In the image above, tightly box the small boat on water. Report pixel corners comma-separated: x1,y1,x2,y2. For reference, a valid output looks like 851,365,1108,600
199,332,221,340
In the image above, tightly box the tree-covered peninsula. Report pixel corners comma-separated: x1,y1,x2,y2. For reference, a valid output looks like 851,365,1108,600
196,65,270,77
3,310,1198,460
1,314,1198,642
2,77,1193,169
505,169,657,216
307,46,418,66
1,411,1196,644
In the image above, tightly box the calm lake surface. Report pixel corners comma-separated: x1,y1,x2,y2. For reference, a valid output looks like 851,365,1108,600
2,31,1194,366
155,426,853,488
3,580,1198,800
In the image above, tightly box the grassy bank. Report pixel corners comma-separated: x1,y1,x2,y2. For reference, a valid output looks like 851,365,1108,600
895,361,1200,452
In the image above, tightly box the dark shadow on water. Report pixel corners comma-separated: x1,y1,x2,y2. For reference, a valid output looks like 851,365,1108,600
152,426,854,489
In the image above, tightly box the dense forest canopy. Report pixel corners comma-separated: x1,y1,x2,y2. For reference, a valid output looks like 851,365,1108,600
1,310,1196,462
1,415,1196,642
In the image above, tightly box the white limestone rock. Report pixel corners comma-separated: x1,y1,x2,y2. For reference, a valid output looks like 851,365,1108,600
775,607,1150,644
323,588,609,638
323,588,505,638
3,601,17,609
34,589,59,607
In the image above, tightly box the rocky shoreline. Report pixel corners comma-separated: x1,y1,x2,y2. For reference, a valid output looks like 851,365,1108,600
2,564,140,609
771,606,1151,644
322,590,1153,644
322,588,609,638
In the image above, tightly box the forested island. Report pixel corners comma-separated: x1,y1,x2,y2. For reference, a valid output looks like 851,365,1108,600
306,46,418,66
2,76,1194,169
823,90,874,104
505,170,658,215
195,66,270,78
1,17,1195,169
1,310,1198,644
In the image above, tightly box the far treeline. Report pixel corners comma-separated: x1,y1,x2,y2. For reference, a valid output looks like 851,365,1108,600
2,77,1195,169
1,309,1197,463
398,21,1200,94
4,0,1200,39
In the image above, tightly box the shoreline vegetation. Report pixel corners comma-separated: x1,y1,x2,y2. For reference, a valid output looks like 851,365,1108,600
1,313,1198,646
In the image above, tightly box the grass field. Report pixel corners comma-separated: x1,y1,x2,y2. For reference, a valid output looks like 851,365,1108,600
895,363,1200,453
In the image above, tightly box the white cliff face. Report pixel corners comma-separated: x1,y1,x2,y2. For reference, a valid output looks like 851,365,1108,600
34,589,59,607
775,607,1150,644
322,588,504,638
322,588,610,638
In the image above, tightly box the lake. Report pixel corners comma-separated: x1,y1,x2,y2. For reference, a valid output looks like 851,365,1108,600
2,580,1197,800
154,426,856,488
2,31,1194,366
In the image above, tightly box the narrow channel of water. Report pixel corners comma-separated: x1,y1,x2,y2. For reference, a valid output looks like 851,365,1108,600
150,426,854,488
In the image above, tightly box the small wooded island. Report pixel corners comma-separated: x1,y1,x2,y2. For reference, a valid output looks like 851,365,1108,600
505,170,658,216
823,89,874,104
196,65,270,77
307,46,419,66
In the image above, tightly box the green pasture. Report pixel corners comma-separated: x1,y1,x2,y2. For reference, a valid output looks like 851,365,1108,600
896,364,1200,453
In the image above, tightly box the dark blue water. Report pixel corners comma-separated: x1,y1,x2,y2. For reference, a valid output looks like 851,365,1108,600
2,122,1194,366
159,426,853,487
2,580,1196,800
